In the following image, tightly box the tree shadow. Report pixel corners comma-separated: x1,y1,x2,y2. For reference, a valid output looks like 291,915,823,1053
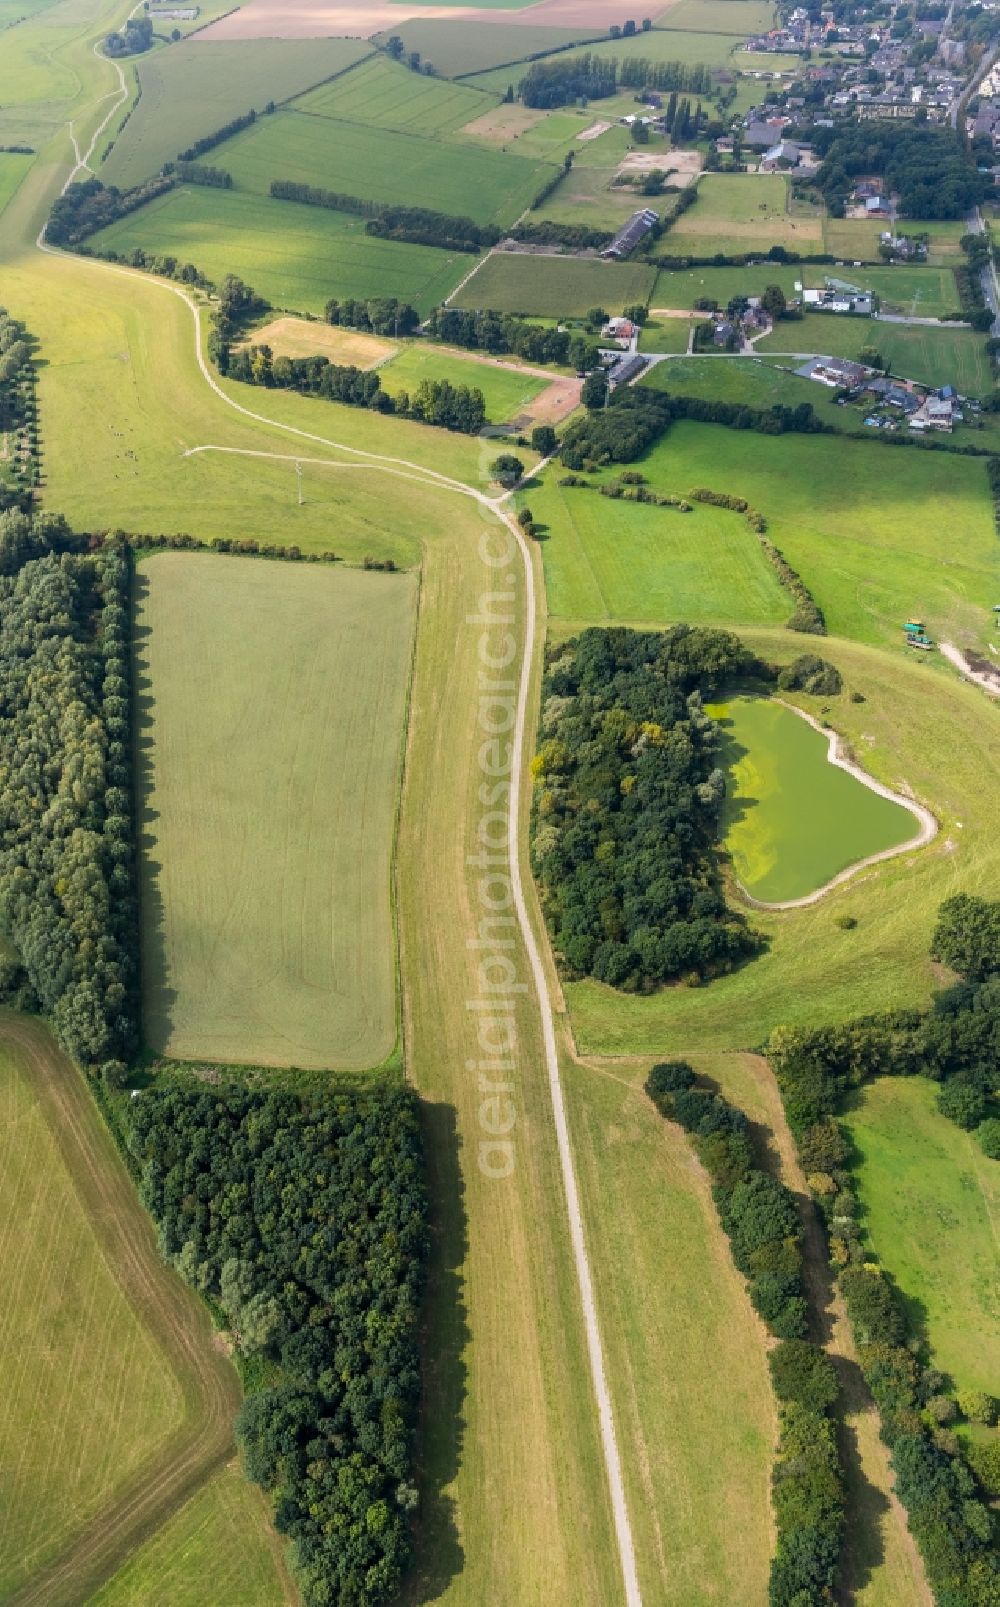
405,1098,469,1604
131,569,176,1049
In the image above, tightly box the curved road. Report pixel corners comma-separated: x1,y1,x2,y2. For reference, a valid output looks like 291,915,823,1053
36,45,644,1607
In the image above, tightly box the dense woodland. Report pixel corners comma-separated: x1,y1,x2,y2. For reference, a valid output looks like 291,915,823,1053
0,307,37,512
768,896,1000,1605
47,175,174,246
646,1061,844,1602
427,305,600,372
559,387,829,471
226,345,488,432
0,516,138,1066
812,123,989,219
125,1081,428,1607
518,50,711,107
324,297,420,337
531,626,764,990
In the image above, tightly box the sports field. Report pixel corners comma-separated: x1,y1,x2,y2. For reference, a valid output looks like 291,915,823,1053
91,1465,294,1606
0,1036,185,1596
215,105,553,227
378,342,548,420
757,312,993,394
100,38,373,189
707,695,917,902
89,186,470,316
824,265,960,319
137,553,417,1070
530,476,790,625
843,1076,1000,1398
293,52,496,134
451,250,656,315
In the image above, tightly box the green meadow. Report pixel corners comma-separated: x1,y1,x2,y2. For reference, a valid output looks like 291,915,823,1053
653,262,802,305
662,173,824,256
374,19,605,78
530,476,789,626
706,695,917,902
0,153,31,216
640,355,851,421
215,105,552,228
100,38,373,189
842,1076,1000,1397
823,216,966,264
451,250,656,315
292,52,495,134
89,185,469,315
758,312,993,394
636,315,705,353
378,343,547,421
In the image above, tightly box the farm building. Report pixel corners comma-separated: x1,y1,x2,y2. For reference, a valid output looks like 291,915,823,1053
797,356,869,388
602,209,659,261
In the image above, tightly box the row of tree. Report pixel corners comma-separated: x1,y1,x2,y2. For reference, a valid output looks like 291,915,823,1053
47,175,174,246
766,895,1000,1606
0,516,138,1066
0,308,35,511
177,105,268,164
324,296,420,336
518,50,710,108
426,305,600,372
226,345,489,433
269,181,499,253
171,162,233,189
124,1080,428,1606
531,625,765,990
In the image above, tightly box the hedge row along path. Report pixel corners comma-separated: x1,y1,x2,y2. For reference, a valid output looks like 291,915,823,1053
34,40,643,1604
736,700,938,912
3,1017,241,1607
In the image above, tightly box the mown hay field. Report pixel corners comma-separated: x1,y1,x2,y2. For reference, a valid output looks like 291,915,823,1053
216,104,554,227
89,185,470,315
100,37,373,189
843,1077,1000,1397
137,553,418,1070
529,475,790,625
451,249,656,315
91,1465,294,1607
293,52,496,134
0,1038,186,1597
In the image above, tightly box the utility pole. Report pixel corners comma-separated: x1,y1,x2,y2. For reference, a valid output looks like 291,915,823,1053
295,460,303,505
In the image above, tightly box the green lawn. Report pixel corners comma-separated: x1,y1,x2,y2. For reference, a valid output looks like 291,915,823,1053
91,1465,294,1606
842,1076,1000,1397
757,312,993,394
215,104,553,229
637,314,705,352
291,52,496,135
653,261,802,304
662,173,824,256
137,553,417,1070
529,474,790,626
640,354,851,421
451,250,656,316
707,694,918,902
89,185,470,316
100,38,373,188
0,1035,186,1597
378,342,547,421
824,217,966,265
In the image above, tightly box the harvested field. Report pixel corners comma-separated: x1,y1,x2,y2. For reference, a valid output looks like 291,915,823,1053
137,553,418,1071
452,249,656,315
200,0,652,43
243,315,397,366
100,38,372,189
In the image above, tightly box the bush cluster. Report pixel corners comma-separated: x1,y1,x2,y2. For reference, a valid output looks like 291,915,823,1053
324,296,419,337
124,1082,428,1607
776,654,842,697
531,625,764,990
507,220,613,251
173,161,232,188
228,345,488,433
426,305,599,373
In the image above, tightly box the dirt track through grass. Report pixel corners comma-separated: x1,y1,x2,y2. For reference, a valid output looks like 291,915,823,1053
1,1018,241,1607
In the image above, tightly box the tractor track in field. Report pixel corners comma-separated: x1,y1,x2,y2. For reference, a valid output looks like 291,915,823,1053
33,35,643,1600
3,1017,240,1607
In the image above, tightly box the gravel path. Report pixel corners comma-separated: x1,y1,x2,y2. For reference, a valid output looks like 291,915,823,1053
941,640,1000,698
736,701,938,912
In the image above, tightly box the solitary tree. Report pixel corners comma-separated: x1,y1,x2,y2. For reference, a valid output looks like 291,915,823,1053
490,453,524,488
761,283,787,319
531,424,557,455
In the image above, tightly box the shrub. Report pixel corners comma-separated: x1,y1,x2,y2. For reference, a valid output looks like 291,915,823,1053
931,893,1000,981
977,1116,1000,1159
840,1267,903,1346
776,654,843,697
938,1077,987,1130
769,1340,839,1414
958,1390,997,1425
646,1060,696,1102
490,454,524,488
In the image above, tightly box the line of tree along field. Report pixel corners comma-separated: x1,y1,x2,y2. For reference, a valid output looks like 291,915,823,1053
0,306,38,512
531,625,765,991
516,49,711,108
646,1060,845,1603
811,123,989,220
124,1079,428,1607
325,297,420,336
47,175,175,246
0,513,138,1068
766,895,1000,1606
688,489,826,635
269,183,500,253
558,387,830,471
426,305,601,372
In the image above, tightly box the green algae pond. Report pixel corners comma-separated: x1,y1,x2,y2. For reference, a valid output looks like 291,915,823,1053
705,696,918,904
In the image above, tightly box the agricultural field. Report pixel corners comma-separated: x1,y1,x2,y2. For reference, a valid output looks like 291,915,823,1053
653,261,802,305
465,23,751,93
842,1077,1000,1399
91,1465,294,1606
707,694,919,903
823,216,966,264
640,354,851,421
564,1053,776,1605
292,52,496,134
528,475,791,625
137,553,417,1070
0,152,31,217
213,104,553,228
661,173,824,255
656,0,776,33
451,249,657,315
757,312,993,394
242,313,396,365
377,342,548,422
100,38,373,189
89,186,470,316
0,1033,187,1597
372,20,605,78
